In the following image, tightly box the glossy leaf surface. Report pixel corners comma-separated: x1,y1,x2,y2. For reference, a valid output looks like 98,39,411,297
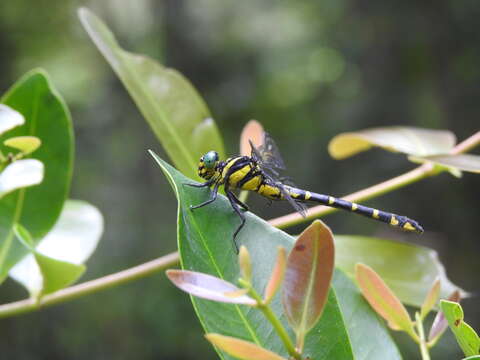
335,235,464,307
283,220,334,343
328,127,456,159
0,69,73,282
0,104,24,135
0,160,44,198
356,263,415,335
206,334,287,360
151,152,402,360
440,300,480,357
167,269,256,305
9,200,103,296
79,8,224,179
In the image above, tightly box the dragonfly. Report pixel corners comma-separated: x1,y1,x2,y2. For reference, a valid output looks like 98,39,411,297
187,132,423,251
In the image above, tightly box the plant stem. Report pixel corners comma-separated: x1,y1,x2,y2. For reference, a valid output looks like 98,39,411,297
247,285,302,360
415,312,431,360
0,252,179,319
0,131,478,319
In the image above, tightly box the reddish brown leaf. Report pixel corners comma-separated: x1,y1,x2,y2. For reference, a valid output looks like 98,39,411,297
355,263,415,336
240,120,264,156
263,247,287,304
166,270,256,305
420,278,440,320
282,220,334,346
428,290,461,342
205,333,287,360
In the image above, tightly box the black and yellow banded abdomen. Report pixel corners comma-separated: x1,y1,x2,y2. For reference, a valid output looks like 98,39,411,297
284,186,424,233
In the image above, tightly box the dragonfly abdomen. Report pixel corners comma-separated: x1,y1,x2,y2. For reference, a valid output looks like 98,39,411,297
285,187,424,233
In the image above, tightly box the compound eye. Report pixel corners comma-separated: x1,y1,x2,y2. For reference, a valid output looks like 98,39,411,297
203,151,218,169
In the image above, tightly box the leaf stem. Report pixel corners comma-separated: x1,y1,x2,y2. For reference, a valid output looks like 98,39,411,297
0,252,179,319
245,283,301,360
0,132,478,319
415,312,431,360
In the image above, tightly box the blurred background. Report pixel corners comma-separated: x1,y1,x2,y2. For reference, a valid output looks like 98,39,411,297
0,0,478,359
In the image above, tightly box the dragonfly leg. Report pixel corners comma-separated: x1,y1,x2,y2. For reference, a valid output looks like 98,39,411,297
226,190,246,253
228,191,249,211
183,178,216,188
190,182,220,210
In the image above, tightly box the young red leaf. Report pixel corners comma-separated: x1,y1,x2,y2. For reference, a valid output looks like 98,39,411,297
428,290,461,343
166,270,256,305
240,120,264,156
263,247,286,305
282,220,334,349
355,263,416,338
205,333,287,360
420,278,441,320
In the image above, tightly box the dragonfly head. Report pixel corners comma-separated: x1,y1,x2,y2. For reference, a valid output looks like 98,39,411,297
198,150,219,179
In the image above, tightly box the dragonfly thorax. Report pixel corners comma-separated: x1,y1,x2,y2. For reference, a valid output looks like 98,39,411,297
198,150,219,180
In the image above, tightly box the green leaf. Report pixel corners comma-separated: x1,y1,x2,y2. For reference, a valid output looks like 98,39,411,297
282,220,334,349
428,290,461,344
412,154,480,174
463,356,480,360
0,159,44,198
0,104,24,135
4,136,42,155
440,300,480,357
78,8,225,179
328,127,456,159
150,152,402,360
9,200,102,297
0,69,74,282
334,235,465,307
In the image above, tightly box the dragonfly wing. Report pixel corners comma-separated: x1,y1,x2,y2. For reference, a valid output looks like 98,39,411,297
257,132,286,170
278,183,308,218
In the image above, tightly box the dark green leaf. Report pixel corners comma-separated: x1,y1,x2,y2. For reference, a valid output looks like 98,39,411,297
0,69,73,282
79,8,225,179
150,152,402,360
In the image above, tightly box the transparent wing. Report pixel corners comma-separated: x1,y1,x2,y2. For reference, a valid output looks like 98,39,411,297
249,132,286,170
263,174,308,218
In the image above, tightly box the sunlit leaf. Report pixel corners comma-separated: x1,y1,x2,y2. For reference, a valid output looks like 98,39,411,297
355,263,415,337
420,278,440,320
328,127,456,159
440,300,480,357
463,356,480,360
0,69,74,282
263,247,286,305
4,136,41,155
151,152,402,360
335,235,465,307
205,334,287,360
9,200,103,297
283,220,334,348
412,154,480,174
78,8,224,179
240,120,264,156
167,269,256,305
0,104,24,135
429,290,461,343
0,159,44,199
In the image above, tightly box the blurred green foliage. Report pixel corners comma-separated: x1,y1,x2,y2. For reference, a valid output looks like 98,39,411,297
0,0,478,359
